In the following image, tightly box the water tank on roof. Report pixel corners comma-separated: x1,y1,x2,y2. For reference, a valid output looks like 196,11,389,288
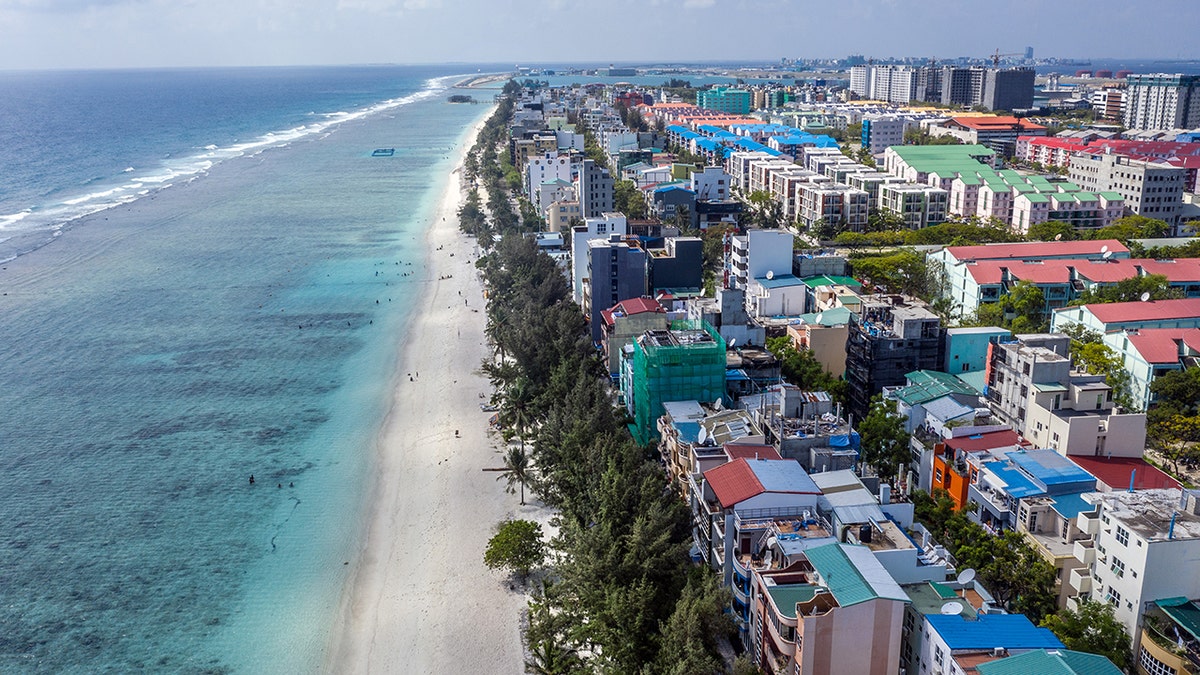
858,523,872,544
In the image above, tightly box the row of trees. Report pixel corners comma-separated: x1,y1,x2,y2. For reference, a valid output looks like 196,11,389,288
478,234,735,674
833,214,1170,250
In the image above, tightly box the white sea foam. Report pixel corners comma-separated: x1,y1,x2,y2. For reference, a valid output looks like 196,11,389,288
0,74,460,251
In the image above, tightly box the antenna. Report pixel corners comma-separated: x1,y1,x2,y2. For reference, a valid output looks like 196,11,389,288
766,270,775,280
1140,291,1151,302
941,601,965,615
957,568,976,585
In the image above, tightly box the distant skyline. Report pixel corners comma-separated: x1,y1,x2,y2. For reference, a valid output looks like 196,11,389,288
0,0,1197,71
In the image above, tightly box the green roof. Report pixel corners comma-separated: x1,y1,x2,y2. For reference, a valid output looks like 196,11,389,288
766,584,820,619
802,274,862,289
805,543,908,607
894,369,980,405
1074,192,1099,202
1023,193,1051,203
1157,597,1200,641
1058,182,1084,192
796,306,855,326
888,145,996,175
1099,191,1125,200
976,650,1123,675
1033,382,1069,393
903,581,978,619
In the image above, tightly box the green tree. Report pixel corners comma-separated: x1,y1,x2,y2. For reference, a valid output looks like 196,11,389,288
1087,214,1169,243
955,529,1058,623
858,396,910,483
732,656,766,675
746,190,784,229
972,281,1047,333
653,572,735,675
485,519,547,580
498,444,533,505
765,336,845,399
614,179,648,219
1072,273,1183,305
1041,600,1132,671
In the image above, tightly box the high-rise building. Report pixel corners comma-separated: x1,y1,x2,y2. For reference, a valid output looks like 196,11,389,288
575,158,614,218
697,87,753,114
1068,151,1187,233
983,67,1036,111
1123,73,1200,130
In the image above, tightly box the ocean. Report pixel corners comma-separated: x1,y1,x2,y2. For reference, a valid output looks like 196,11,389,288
0,65,495,673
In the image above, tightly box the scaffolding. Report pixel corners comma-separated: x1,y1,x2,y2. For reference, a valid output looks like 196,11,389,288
631,319,727,444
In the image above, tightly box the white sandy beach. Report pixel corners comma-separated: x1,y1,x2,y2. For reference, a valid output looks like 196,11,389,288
326,111,544,673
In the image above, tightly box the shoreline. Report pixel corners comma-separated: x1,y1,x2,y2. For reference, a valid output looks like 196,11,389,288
325,104,533,673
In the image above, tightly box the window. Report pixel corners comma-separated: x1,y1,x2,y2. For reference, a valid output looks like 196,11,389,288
1106,587,1121,605
1111,557,1125,578
935,646,944,666
1139,645,1179,675
1116,526,1129,546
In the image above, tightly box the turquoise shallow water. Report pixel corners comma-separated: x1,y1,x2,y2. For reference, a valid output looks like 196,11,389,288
0,73,491,673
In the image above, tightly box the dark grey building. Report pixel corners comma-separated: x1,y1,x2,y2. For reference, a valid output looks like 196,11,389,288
649,236,703,293
584,236,648,343
844,301,943,422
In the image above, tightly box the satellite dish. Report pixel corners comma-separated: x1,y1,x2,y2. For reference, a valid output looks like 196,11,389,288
728,337,738,348
1103,250,1113,260
697,426,709,445
1100,245,1109,254
766,270,775,280
940,601,965,615
1140,291,1151,302
1054,233,1063,241
815,312,825,324
957,568,976,585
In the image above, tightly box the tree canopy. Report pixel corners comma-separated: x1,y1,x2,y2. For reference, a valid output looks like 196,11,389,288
858,396,910,483
1041,600,1132,671
484,519,547,580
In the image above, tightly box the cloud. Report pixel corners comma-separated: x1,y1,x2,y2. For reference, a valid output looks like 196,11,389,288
682,0,715,6
0,0,145,11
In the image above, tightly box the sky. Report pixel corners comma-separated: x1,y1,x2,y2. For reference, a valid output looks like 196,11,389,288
0,0,1197,70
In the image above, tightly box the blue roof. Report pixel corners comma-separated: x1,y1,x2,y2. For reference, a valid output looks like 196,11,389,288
1050,492,1094,519
673,421,700,444
984,462,1044,499
926,614,1065,651
1007,449,1096,489
654,184,695,194
666,125,690,134
696,139,721,152
747,458,819,494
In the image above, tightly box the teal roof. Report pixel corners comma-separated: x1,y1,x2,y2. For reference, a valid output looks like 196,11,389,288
1099,191,1125,200
1156,597,1200,641
895,369,980,406
796,306,855,327
802,274,862,289
766,584,820,619
805,543,908,607
976,650,1123,675
1024,193,1051,203
888,145,996,175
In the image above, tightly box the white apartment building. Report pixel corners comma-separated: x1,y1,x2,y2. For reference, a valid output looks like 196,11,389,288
726,228,794,290
795,182,869,232
1070,489,1200,657
571,213,629,304
1068,151,1188,233
690,165,731,201
1123,73,1200,131
861,115,909,154
525,154,572,198
878,183,949,229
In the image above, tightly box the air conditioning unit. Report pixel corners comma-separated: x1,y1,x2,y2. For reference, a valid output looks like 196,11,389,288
992,647,1007,657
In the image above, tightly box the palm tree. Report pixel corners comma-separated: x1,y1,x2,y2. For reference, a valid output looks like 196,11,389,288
497,444,532,505
525,636,583,675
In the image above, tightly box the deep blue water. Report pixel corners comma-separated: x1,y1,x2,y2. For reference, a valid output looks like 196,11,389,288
0,65,492,673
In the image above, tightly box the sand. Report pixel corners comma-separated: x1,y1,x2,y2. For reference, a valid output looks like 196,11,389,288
326,110,546,673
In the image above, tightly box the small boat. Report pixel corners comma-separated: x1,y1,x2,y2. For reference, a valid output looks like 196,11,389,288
371,148,395,157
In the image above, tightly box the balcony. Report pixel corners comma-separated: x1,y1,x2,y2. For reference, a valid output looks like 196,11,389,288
1077,510,1099,536
1069,567,1093,594
1073,539,1096,565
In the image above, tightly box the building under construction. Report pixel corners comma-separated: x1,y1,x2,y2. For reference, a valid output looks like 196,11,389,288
622,319,727,445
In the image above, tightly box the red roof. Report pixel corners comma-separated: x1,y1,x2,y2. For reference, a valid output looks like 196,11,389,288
1020,136,1090,151
724,443,783,462
1137,259,1200,283
704,458,764,508
1125,328,1200,364
1067,455,1181,491
944,430,1024,453
600,296,665,328
965,258,1200,286
947,240,1128,262
1072,298,1200,325
951,116,1047,132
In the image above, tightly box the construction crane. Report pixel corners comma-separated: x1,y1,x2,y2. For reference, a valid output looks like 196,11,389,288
990,49,1023,67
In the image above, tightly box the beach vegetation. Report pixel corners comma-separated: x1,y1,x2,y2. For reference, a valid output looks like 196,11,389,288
485,519,546,580
478,232,731,672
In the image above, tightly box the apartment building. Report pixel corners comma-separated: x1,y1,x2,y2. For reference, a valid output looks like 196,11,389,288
844,298,943,422
1104,327,1200,410
575,158,614,218
570,213,629,304
1051,297,1200,335
1069,489,1200,659
749,544,908,675
878,183,949,229
1068,152,1187,233
726,229,795,291
795,182,870,232
860,115,909,154
1123,73,1200,131
583,236,649,343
